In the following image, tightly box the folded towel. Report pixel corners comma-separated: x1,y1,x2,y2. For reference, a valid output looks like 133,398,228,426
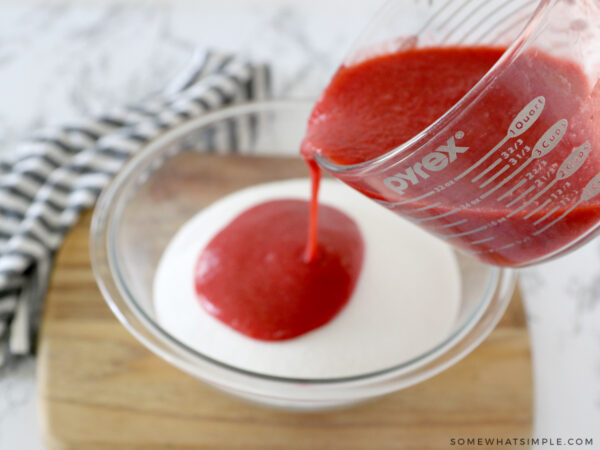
0,51,271,366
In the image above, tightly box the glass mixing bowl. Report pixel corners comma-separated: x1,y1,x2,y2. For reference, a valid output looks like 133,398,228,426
90,100,516,410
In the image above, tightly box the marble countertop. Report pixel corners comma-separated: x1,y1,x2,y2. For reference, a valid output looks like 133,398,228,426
0,1,599,449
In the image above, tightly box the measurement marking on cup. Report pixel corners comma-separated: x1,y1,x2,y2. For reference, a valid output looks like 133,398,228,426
517,179,558,207
455,136,510,181
524,199,551,219
386,190,435,207
480,163,530,199
511,142,591,216
440,225,488,239
533,205,561,226
483,119,568,200
411,202,441,212
433,218,468,229
470,236,495,245
506,185,536,209
415,208,461,223
412,120,567,235
505,186,537,218
480,164,510,188
532,207,570,233
533,171,600,235
472,158,502,183
498,178,526,201
500,243,515,250
454,96,545,181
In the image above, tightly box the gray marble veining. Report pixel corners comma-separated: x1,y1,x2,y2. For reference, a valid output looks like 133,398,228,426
0,0,380,158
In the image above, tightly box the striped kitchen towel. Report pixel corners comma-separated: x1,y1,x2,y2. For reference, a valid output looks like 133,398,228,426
0,51,271,366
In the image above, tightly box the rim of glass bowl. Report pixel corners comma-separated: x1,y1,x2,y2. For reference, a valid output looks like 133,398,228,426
315,0,554,176
90,100,516,397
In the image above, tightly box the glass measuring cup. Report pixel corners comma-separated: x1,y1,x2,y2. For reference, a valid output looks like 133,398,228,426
314,0,600,267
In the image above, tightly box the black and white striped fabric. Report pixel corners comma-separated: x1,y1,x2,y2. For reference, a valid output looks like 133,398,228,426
0,51,271,366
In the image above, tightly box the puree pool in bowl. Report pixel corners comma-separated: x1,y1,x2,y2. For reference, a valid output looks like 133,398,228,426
153,178,462,379
91,101,515,409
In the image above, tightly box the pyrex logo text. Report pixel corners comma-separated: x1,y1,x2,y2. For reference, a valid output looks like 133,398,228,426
384,133,469,195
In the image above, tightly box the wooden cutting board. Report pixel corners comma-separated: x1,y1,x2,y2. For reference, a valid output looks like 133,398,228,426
37,156,532,450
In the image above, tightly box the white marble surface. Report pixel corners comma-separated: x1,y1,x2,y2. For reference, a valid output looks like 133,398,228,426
521,245,600,445
0,358,40,450
1,1,599,449
0,0,381,155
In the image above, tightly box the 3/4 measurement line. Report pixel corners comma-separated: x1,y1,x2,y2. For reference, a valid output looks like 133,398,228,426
480,164,510,188
524,199,551,219
472,158,502,183
470,236,495,245
454,135,510,181
533,204,561,226
498,178,526,201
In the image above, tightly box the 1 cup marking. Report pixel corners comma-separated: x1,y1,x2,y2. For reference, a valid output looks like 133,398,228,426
482,119,568,199
455,96,545,181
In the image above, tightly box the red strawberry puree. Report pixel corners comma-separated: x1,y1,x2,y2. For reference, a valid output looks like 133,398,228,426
303,46,600,267
194,200,364,340
196,45,600,340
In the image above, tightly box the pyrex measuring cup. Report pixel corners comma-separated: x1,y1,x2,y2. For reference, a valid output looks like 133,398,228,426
315,0,600,267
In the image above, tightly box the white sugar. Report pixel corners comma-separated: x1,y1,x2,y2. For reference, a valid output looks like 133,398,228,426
154,179,461,378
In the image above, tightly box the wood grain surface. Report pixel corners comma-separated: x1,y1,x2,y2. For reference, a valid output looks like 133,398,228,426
38,155,532,450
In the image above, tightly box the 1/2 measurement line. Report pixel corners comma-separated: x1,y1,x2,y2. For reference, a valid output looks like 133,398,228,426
533,205,561,226
506,185,536,209
524,199,551,219
498,178,526,201
533,205,575,234
506,186,537,217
